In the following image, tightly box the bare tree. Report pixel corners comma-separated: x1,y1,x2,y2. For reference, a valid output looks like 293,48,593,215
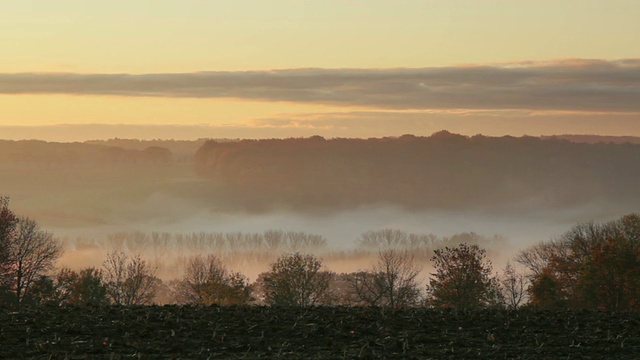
285,232,327,252
103,251,157,305
261,253,333,306
350,250,422,309
514,240,568,278
357,229,409,250
263,230,284,252
4,217,63,305
500,262,527,309
173,254,251,305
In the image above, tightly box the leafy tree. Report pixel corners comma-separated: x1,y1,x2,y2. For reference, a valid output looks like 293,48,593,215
578,237,640,310
517,214,640,310
173,255,252,305
349,250,422,309
427,244,502,309
25,275,60,305
102,251,157,305
527,269,567,309
57,267,108,305
261,253,333,306
21,267,107,306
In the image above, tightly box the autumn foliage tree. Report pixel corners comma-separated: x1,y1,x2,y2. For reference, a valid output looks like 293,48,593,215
427,244,502,309
517,214,640,310
527,269,567,309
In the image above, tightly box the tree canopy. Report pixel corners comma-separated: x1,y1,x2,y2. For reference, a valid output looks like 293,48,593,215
516,214,640,310
427,243,502,309
261,253,333,306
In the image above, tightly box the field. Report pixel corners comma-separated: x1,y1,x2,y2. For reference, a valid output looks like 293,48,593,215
1,306,639,359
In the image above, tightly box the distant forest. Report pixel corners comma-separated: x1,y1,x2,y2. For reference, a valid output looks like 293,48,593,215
2,132,640,215
194,132,640,211
0,140,173,165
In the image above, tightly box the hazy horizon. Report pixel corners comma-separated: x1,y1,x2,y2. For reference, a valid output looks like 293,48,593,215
2,1,639,282
3,125,640,143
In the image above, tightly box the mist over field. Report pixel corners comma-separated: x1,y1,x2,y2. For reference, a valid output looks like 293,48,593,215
56,207,619,282
2,133,639,280
48,204,613,252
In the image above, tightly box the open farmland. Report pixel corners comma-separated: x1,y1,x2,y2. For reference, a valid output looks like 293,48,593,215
1,306,639,359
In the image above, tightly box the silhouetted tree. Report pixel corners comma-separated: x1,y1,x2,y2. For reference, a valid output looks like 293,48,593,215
2,217,63,305
427,244,502,309
25,275,59,305
500,262,527,309
56,267,108,306
173,255,252,305
349,250,422,309
0,197,17,299
513,241,565,278
261,253,333,306
102,251,157,305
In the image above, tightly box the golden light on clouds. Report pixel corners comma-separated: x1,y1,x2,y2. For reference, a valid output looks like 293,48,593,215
1,1,639,139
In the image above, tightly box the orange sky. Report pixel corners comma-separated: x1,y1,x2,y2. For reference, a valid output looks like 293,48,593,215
1,1,639,140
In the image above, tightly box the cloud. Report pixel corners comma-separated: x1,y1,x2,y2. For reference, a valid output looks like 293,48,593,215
0,59,639,112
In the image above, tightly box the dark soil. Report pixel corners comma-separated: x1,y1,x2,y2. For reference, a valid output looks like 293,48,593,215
1,306,639,359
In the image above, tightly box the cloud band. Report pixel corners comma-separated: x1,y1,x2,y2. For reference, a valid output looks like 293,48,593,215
1,59,638,112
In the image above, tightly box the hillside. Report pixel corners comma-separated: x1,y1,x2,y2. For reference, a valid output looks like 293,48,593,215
195,132,640,211
2,133,639,229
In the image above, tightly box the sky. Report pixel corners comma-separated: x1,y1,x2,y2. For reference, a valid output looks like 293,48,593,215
1,0,639,141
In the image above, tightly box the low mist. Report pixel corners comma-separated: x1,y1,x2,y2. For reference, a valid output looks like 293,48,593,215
1,135,638,283
52,203,627,282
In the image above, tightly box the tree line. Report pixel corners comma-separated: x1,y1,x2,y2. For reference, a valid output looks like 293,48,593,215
68,229,504,264
0,140,171,166
194,133,640,211
3,197,640,310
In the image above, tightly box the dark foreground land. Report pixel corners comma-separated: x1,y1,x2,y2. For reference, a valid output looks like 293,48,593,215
1,306,639,359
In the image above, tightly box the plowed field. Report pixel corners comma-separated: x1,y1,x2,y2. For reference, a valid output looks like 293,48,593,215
1,306,638,359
